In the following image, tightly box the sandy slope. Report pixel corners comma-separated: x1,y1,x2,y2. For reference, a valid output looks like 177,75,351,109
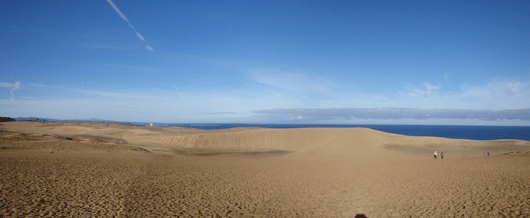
3,121,528,157
1,121,530,217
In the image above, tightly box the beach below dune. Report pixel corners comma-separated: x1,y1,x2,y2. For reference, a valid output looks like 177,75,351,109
1,121,530,217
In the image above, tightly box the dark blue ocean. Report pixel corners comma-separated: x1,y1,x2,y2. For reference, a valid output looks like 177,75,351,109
164,124,530,141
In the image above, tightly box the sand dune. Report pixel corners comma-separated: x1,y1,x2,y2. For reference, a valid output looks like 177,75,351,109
1,121,530,217
2,121,527,158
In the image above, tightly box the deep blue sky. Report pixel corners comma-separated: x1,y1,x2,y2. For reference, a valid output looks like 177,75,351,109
1,0,530,125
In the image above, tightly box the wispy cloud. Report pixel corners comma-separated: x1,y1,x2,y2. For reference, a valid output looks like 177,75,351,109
453,80,530,109
423,83,440,94
396,79,530,110
444,74,450,84
0,81,20,100
105,0,154,51
175,86,185,99
408,83,440,98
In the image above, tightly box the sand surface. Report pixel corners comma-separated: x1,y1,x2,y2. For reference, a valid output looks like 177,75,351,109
1,121,530,217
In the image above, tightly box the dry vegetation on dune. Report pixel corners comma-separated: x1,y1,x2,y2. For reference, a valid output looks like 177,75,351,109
1,121,530,217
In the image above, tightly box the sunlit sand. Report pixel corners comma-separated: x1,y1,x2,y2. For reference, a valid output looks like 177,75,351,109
1,121,529,217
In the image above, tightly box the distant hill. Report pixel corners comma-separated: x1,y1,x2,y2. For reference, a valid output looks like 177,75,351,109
0,117,15,122
12,117,155,126
15,117,62,122
14,117,117,123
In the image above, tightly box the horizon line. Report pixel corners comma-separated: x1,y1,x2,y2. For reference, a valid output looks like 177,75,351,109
7,117,530,127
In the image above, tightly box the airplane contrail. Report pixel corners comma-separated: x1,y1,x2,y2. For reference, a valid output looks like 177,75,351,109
105,0,154,51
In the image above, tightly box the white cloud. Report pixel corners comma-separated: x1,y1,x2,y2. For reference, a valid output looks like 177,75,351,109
410,88,425,98
453,80,530,109
396,78,530,110
407,82,440,98
0,82,18,88
505,81,529,94
1,81,20,99
105,0,153,51
423,83,440,94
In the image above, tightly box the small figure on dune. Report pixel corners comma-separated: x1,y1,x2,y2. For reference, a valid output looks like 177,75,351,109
441,152,444,160
434,151,437,159
488,152,489,157
50,148,54,154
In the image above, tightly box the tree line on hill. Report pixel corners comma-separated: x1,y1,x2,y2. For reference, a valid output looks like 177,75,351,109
0,117,15,122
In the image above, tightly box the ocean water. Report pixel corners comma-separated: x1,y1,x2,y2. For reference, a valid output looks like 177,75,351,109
166,124,530,141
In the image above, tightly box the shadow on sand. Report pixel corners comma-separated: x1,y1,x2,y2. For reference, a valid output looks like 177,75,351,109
171,147,292,158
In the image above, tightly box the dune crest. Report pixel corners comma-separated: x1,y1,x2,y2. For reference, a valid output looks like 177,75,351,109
1,121,529,158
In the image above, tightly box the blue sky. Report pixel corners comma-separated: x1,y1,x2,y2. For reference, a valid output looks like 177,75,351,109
1,0,530,125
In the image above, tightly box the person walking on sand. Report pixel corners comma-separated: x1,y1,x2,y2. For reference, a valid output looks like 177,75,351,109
50,148,53,154
434,151,437,159
441,152,444,160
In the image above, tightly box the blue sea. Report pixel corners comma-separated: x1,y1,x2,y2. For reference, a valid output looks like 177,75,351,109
164,124,530,141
